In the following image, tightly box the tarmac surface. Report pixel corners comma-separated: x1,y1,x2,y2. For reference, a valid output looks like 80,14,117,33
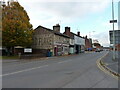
2,51,119,88
101,51,119,75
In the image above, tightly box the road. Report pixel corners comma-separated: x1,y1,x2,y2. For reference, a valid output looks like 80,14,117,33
2,51,118,88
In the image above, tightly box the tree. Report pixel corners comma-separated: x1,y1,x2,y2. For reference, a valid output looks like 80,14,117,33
2,1,33,55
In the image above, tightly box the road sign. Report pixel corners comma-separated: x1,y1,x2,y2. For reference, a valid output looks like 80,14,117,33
110,20,117,23
24,48,32,53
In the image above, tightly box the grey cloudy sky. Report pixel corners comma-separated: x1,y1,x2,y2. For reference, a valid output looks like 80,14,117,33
5,0,120,46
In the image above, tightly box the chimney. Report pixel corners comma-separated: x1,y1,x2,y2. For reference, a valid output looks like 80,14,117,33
77,31,80,36
65,27,70,36
53,24,60,33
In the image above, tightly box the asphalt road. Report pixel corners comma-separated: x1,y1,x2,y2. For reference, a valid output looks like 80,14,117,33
2,51,118,88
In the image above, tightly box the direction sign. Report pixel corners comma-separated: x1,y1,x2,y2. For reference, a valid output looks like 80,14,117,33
110,20,117,23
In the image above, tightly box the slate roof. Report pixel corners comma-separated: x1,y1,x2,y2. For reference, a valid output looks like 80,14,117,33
35,25,70,38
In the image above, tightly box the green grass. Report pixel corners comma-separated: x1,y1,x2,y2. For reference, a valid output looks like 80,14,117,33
0,55,19,60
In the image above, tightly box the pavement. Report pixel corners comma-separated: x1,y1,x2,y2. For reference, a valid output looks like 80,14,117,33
2,54,78,63
2,51,92,62
100,51,120,77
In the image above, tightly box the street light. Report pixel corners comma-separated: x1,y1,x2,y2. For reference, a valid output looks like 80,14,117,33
110,0,117,61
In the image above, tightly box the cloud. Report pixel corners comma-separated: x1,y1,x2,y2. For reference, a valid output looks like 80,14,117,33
16,0,111,28
17,0,114,3
92,32,110,47
5,0,114,46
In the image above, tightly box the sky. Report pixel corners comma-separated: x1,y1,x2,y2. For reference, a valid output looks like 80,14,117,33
6,0,120,47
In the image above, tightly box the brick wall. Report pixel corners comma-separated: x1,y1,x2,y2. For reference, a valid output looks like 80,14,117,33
85,36,92,50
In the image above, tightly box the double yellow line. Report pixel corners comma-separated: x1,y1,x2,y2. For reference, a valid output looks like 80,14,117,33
96,52,119,80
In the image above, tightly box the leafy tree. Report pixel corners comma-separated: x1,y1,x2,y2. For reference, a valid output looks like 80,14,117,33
2,1,33,55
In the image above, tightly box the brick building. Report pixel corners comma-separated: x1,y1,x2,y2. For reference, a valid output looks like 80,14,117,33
32,24,70,56
84,36,92,51
64,27,75,54
64,27,85,54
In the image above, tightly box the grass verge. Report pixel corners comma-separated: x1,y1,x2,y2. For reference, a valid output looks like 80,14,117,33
0,56,19,60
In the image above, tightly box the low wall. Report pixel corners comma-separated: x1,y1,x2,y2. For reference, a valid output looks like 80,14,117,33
20,49,49,59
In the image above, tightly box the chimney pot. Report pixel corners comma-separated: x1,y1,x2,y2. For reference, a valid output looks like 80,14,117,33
53,24,60,32
77,31,80,36
65,27,70,36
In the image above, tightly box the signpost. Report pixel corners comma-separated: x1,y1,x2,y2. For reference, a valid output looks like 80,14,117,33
109,0,117,61
110,20,117,23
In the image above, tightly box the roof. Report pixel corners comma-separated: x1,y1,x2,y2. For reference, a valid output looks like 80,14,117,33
35,25,53,32
35,25,70,38
71,32,84,39
14,46,24,48
63,32,74,39
54,32,70,38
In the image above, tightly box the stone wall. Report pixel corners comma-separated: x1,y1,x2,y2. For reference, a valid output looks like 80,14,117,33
32,26,54,50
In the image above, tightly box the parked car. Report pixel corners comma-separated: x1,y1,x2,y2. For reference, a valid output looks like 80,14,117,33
95,48,101,52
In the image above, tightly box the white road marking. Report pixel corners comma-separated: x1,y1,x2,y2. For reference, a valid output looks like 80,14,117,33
1,65,49,77
2,59,72,77
3,59,50,68
58,60,71,64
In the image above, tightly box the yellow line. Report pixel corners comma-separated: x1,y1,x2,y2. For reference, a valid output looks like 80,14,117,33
96,52,119,80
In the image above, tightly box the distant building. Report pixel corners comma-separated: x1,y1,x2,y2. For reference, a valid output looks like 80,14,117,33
32,24,70,56
109,30,120,60
63,27,75,54
93,39,99,43
92,39,102,50
64,28,85,54
84,36,92,51
109,30,120,44
118,1,120,29
74,32,85,53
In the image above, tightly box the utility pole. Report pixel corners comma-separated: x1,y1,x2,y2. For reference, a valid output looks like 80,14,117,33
112,0,115,60
110,0,117,61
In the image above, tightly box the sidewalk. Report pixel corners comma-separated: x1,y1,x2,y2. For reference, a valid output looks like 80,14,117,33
2,54,76,63
2,57,50,63
101,51,120,77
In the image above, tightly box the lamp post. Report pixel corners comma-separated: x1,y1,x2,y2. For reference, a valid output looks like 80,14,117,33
112,0,115,60
110,0,117,61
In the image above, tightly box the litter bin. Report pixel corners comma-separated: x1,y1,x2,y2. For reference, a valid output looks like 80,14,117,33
47,51,51,57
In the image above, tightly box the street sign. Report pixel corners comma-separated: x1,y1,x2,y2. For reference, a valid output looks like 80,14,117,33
24,48,32,53
110,20,117,23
